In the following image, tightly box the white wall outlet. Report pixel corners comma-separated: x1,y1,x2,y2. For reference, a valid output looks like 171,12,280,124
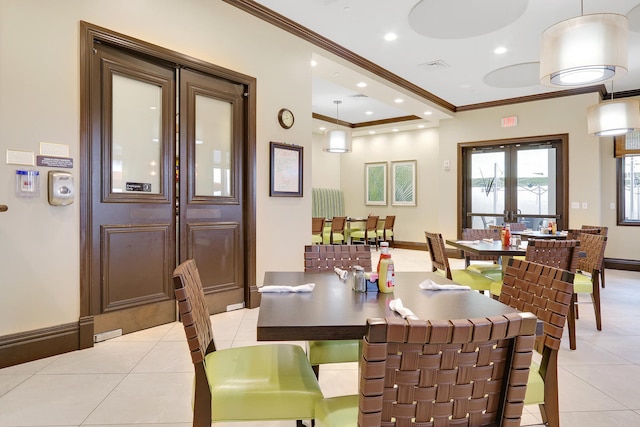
571,202,579,209
610,202,616,210
443,160,451,170
581,202,588,209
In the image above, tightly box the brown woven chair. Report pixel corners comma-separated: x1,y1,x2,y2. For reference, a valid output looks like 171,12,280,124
489,222,527,232
462,228,501,272
172,260,322,426
312,217,325,245
499,258,575,427
304,244,372,272
425,231,497,292
323,216,347,244
376,215,395,247
351,215,380,249
570,233,607,349
304,245,370,377
315,313,537,427
581,225,608,288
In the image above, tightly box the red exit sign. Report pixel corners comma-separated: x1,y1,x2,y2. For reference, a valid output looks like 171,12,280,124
501,116,518,127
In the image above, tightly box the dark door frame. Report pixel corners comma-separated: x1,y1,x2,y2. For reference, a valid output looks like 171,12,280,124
456,134,569,237
79,21,258,348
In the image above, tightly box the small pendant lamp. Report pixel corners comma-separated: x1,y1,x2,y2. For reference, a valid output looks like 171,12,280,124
323,100,352,153
587,83,640,136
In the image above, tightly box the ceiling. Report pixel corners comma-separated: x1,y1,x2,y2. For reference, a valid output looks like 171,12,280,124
247,0,640,135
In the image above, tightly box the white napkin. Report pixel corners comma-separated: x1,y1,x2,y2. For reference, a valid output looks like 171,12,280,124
482,238,495,243
334,267,348,280
419,279,470,291
258,283,315,293
457,240,479,244
518,241,529,250
389,298,417,319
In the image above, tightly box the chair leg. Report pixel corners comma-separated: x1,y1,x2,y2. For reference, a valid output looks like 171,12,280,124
592,275,602,331
600,269,606,288
568,293,577,350
541,351,561,427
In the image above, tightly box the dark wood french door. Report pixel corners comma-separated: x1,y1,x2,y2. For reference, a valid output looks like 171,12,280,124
84,30,249,336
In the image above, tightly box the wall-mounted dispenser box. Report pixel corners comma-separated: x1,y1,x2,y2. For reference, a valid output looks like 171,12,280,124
15,169,40,198
48,170,74,206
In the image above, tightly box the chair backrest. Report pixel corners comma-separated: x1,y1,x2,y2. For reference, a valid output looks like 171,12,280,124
330,216,346,233
358,314,536,427
525,239,581,272
381,215,395,230
173,259,216,364
489,222,526,232
581,224,608,236
576,233,607,276
424,231,452,279
462,228,500,264
565,228,600,240
364,215,379,232
304,244,372,271
312,217,325,235
499,258,574,353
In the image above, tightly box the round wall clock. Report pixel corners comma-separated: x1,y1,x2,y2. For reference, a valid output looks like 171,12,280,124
278,108,294,129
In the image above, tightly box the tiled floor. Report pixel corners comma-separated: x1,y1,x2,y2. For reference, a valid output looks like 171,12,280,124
1,248,640,426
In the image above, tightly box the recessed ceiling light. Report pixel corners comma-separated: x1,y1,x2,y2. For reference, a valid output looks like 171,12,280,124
319,127,326,131
357,82,367,88
418,125,425,128
494,46,507,55
394,98,403,103
365,111,373,115
424,111,433,116
392,128,399,132
384,32,398,41
310,60,318,67
333,72,340,77
369,131,376,134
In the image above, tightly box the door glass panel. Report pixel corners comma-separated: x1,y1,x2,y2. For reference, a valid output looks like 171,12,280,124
516,146,556,230
469,150,505,228
111,74,162,194
195,95,232,197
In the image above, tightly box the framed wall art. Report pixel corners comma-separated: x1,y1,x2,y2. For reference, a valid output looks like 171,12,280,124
365,162,387,205
391,160,416,206
270,141,303,197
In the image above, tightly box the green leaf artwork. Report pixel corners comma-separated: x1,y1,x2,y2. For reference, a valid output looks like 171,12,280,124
365,163,387,205
394,165,413,201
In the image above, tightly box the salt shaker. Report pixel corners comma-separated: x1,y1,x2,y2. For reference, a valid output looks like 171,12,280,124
352,266,366,292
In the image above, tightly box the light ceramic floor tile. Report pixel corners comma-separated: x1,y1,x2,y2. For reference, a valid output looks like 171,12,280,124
0,374,29,398
109,321,175,342
160,321,189,342
559,410,640,427
562,364,640,410
0,373,124,426
0,355,59,375
83,373,193,425
38,341,156,374
557,366,627,412
130,341,193,373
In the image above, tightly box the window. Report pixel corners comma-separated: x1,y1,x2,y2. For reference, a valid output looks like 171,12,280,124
616,131,640,225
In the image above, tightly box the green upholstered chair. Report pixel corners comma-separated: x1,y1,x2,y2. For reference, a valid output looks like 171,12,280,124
350,215,379,249
312,217,325,244
424,231,498,293
173,259,323,426
499,258,575,427
490,238,581,302
568,232,606,350
303,245,370,377
375,215,395,247
323,216,347,244
581,225,608,288
315,313,536,427
461,227,501,273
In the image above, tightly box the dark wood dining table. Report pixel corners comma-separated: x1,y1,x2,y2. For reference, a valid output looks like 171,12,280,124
445,239,527,257
513,230,568,240
257,271,529,341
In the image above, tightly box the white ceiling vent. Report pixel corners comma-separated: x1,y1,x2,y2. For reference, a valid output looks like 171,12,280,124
418,60,450,71
350,93,369,100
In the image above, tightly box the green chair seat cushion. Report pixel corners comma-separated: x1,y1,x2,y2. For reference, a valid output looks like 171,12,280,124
350,230,376,239
480,269,504,282
307,340,360,365
573,272,593,293
315,394,358,427
323,232,344,244
376,229,393,237
490,281,503,297
466,262,500,274
312,235,323,244
449,269,495,292
524,360,544,405
204,344,323,421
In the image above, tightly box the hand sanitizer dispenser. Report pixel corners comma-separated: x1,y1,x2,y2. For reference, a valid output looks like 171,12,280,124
48,170,74,206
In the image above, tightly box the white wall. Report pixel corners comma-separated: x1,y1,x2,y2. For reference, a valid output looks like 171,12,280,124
0,0,314,336
311,132,341,189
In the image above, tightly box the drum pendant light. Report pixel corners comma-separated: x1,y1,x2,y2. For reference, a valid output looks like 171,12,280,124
324,100,352,153
587,83,640,136
540,1,628,87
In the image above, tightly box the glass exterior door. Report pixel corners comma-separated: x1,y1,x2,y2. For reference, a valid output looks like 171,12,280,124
462,138,566,231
